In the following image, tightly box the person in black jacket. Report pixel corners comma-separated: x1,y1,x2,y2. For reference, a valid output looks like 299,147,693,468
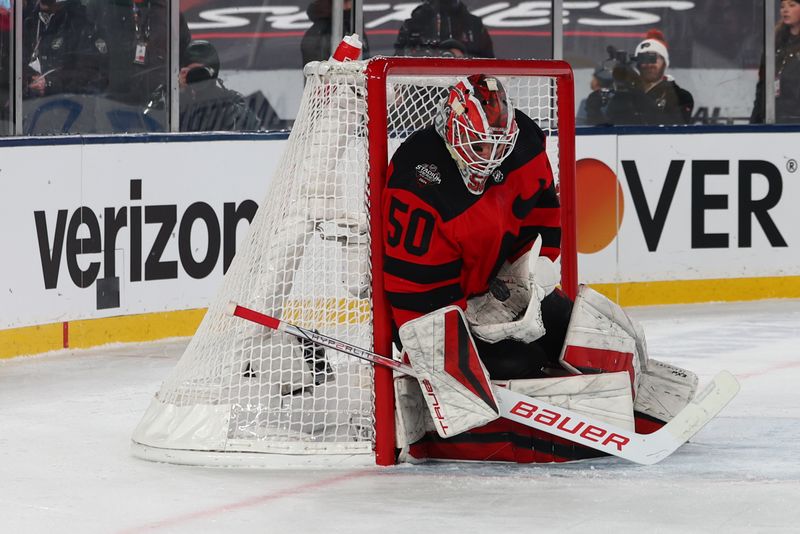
584,53,660,126
165,40,261,132
86,0,191,109
633,30,694,125
22,0,109,98
586,31,693,126
394,0,494,58
751,0,800,123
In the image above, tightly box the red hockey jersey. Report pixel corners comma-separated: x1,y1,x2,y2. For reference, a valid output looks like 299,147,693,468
383,109,561,328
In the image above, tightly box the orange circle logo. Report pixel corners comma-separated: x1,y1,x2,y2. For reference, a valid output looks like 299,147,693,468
575,158,624,254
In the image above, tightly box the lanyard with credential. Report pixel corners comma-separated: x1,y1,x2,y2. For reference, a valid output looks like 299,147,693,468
132,0,151,65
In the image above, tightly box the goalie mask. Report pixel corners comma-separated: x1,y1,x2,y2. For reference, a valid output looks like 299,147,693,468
435,74,519,194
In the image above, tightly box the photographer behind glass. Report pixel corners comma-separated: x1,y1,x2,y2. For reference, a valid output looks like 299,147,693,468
144,40,260,132
394,0,494,58
396,37,468,58
586,30,693,126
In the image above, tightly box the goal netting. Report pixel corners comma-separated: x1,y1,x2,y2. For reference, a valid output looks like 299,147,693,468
131,57,576,467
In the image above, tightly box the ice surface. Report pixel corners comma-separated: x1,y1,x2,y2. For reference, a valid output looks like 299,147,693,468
1,300,799,533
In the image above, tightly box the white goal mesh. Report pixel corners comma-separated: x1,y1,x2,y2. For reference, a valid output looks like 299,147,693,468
131,58,567,467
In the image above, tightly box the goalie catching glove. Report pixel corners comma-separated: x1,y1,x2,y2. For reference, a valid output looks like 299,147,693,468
465,236,561,344
399,306,500,438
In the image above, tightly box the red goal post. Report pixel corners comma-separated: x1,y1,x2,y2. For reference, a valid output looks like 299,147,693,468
364,58,577,466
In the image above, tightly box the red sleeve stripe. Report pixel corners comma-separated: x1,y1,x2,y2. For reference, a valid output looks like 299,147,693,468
541,246,561,261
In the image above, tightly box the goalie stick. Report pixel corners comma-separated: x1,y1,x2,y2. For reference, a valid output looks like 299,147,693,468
226,302,740,465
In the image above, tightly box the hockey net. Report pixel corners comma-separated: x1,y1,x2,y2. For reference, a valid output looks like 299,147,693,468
131,57,576,467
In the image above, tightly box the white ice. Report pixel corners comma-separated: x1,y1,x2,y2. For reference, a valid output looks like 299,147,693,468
1,300,799,533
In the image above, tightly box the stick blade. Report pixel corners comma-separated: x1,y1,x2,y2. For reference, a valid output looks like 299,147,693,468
634,370,741,465
664,370,740,443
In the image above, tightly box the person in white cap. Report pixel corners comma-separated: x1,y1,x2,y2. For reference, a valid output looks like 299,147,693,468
634,29,694,124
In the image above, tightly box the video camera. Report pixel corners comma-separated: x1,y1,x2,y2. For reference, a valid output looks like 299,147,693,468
398,32,468,58
605,45,659,71
597,45,658,93
586,46,660,125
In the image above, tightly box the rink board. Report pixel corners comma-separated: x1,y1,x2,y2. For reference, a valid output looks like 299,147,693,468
1,130,799,356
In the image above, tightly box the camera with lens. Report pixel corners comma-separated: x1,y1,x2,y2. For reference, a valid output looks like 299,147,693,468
603,46,650,92
399,32,467,58
586,45,657,125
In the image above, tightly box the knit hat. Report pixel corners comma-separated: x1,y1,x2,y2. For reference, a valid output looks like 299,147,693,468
634,29,669,68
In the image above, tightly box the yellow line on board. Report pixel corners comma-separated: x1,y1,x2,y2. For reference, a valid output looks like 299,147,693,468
0,309,206,359
1,278,798,359
591,276,800,307
0,322,65,359
282,297,371,327
67,309,207,349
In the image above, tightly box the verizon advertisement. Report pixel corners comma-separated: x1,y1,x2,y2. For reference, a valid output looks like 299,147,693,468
0,131,797,330
0,139,279,330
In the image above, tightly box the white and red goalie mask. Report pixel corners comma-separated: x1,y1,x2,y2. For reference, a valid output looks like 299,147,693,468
435,74,519,194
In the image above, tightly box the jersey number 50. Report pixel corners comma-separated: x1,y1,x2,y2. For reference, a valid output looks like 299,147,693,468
386,197,435,256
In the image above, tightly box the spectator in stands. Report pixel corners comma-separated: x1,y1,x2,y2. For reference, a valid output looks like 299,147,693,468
751,0,800,124
145,40,261,132
87,1,191,109
301,0,369,66
634,30,694,125
577,63,613,125
404,37,469,58
22,0,109,99
394,0,494,58
585,31,692,126
584,49,659,126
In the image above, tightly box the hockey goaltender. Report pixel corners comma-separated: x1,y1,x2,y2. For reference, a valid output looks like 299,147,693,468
382,74,698,463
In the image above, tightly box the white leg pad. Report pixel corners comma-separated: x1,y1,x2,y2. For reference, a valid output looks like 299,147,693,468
497,372,635,430
559,285,646,391
394,375,434,449
400,306,500,438
635,359,698,422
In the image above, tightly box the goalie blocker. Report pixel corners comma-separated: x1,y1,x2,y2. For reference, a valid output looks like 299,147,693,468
396,286,699,463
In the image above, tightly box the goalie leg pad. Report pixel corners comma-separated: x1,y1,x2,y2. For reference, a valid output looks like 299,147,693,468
497,372,635,430
634,359,698,423
399,306,500,438
394,375,434,449
394,376,435,464
558,285,645,391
